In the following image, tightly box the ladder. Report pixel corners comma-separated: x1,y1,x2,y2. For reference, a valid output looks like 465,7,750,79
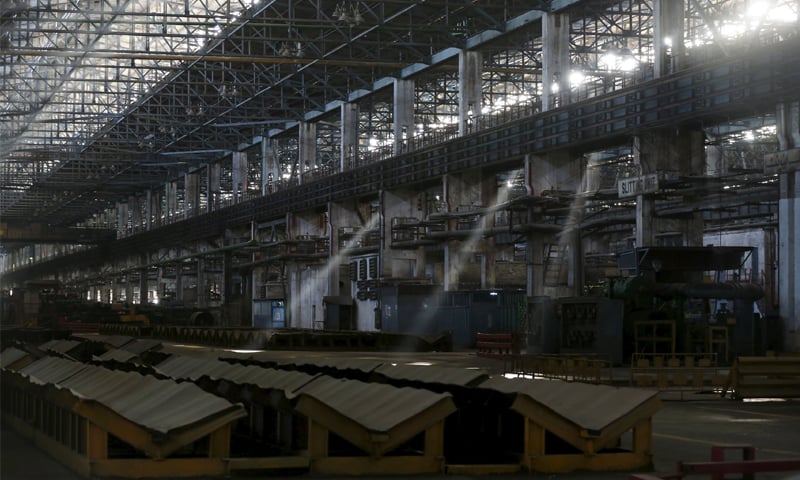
543,243,565,286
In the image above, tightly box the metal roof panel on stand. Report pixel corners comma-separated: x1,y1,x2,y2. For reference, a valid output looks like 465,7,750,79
290,375,456,475
3,355,246,477
477,376,661,473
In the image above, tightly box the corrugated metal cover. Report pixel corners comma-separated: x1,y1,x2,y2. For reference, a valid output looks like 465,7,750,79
86,334,134,348
285,356,383,373
293,376,453,433
0,347,30,369
38,339,60,350
479,376,659,432
94,349,138,363
16,356,244,435
221,365,317,392
58,367,244,434
19,357,90,384
155,355,239,381
374,363,488,387
39,339,82,354
121,339,162,355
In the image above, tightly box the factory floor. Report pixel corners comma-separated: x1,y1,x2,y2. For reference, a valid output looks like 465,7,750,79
2,347,800,480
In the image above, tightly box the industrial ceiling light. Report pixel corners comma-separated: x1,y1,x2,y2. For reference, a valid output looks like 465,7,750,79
278,42,293,57
600,46,638,72
333,1,363,26
278,41,304,58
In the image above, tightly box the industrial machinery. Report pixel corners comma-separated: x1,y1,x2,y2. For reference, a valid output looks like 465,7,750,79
22,287,217,329
526,246,765,365
609,246,765,363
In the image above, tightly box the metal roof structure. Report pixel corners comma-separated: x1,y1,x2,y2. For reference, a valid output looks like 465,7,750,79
12,356,246,458
480,375,660,433
119,338,163,354
93,347,139,362
0,0,796,312
38,338,83,355
373,362,489,387
291,375,456,456
80,333,136,348
0,346,32,369
155,353,318,392
18,352,88,382
276,355,384,374
477,375,661,472
218,363,317,391
1,0,555,228
154,353,239,380
3,0,793,246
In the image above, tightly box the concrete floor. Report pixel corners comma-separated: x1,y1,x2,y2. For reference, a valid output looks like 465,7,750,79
3,346,800,479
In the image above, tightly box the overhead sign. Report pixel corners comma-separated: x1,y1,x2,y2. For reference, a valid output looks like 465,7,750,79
617,174,659,198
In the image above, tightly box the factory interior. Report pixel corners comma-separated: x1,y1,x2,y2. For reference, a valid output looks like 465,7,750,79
1,0,800,478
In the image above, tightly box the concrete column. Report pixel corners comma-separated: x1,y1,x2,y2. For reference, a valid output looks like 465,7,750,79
261,138,279,193
232,151,247,204
165,180,177,222
634,129,705,247
242,267,253,327
109,275,117,303
208,163,221,212
777,101,800,151
116,201,128,238
530,151,584,296
144,191,153,230
222,251,233,309
458,50,482,136
382,190,426,281
299,122,317,184
149,190,162,229
706,142,724,176
184,171,199,218
129,196,141,232
341,103,359,171
654,0,685,77
125,267,134,304
328,201,363,296
442,171,485,290
480,176,497,289
138,262,147,305
527,232,545,297
542,12,570,111
196,257,207,308
524,156,545,297
779,172,800,351
174,263,183,303
393,79,414,156
773,101,800,352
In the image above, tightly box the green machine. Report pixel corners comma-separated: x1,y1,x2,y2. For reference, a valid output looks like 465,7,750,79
609,246,764,363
